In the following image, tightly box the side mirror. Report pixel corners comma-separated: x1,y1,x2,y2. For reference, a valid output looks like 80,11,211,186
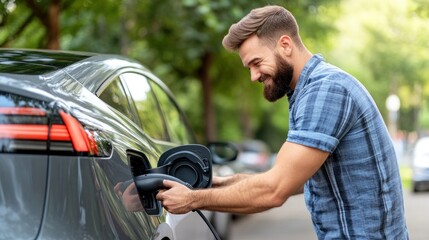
206,141,238,165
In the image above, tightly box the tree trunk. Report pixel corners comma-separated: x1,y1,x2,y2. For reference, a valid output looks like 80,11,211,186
46,0,60,49
25,0,61,49
199,51,217,142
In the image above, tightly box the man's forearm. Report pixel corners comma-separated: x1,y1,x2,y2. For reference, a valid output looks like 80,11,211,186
215,173,252,187
191,172,287,214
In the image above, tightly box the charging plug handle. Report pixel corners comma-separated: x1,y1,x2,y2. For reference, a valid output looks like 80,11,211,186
134,173,193,192
133,173,221,240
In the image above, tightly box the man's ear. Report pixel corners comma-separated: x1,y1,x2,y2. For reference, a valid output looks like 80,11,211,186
277,35,293,55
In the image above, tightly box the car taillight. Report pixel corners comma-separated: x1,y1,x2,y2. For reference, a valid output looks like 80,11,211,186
0,107,69,142
0,105,97,155
59,110,97,155
0,90,112,156
57,110,111,157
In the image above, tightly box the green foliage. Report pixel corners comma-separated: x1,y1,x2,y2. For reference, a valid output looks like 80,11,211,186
0,0,12,25
0,0,342,145
0,2,35,47
61,0,124,52
6,0,429,146
332,0,429,134
412,0,429,18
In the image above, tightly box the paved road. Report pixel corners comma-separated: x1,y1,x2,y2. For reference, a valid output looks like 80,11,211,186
231,194,316,240
231,190,428,239
404,190,428,239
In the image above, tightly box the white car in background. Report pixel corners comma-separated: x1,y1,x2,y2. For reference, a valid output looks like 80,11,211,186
412,137,429,192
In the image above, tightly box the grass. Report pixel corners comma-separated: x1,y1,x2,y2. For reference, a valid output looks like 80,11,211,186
400,164,412,190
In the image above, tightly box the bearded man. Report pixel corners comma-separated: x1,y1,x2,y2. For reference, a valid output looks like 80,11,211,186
157,5,409,239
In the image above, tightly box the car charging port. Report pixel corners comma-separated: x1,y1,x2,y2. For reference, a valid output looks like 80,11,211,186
131,144,221,240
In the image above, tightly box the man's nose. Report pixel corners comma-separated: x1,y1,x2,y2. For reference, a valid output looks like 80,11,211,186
250,68,261,82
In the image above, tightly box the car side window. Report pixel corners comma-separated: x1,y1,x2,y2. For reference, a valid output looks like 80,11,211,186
149,80,195,144
98,77,134,121
121,72,169,141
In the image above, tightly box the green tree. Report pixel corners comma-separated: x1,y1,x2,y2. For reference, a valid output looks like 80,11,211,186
0,0,75,49
123,0,340,147
332,0,429,136
1,0,340,149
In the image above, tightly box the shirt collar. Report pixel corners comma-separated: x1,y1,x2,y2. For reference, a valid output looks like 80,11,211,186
287,54,324,104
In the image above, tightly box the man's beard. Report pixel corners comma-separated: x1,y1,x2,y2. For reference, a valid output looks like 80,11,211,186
263,54,294,102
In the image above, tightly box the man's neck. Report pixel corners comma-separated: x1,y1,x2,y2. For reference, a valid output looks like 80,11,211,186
290,49,312,90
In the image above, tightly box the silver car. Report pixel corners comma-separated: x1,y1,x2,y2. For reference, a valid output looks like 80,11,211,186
0,49,236,239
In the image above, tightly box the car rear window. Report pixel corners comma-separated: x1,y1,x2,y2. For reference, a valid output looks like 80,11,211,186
0,50,92,75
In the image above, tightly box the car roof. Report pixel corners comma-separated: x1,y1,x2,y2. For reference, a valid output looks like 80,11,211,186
0,48,149,93
0,49,95,75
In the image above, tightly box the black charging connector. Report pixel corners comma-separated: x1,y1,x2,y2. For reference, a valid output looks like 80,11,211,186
134,173,193,192
134,173,221,240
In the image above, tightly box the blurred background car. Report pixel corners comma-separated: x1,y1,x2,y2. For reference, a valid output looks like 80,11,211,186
0,49,236,240
411,136,429,192
233,139,273,173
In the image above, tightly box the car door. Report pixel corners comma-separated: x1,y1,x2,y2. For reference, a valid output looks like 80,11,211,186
119,72,217,240
98,74,168,239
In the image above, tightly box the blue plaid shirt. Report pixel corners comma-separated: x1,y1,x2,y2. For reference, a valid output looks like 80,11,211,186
287,55,408,239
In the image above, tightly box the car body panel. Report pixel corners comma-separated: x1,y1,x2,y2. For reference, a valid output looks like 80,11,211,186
0,154,48,239
0,49,219,239
39,155,155,239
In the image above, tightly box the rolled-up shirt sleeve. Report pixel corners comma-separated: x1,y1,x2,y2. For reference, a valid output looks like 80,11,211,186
287,79,357,153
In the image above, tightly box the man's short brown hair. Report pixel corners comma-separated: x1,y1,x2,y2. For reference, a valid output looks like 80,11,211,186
222,5,302,51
